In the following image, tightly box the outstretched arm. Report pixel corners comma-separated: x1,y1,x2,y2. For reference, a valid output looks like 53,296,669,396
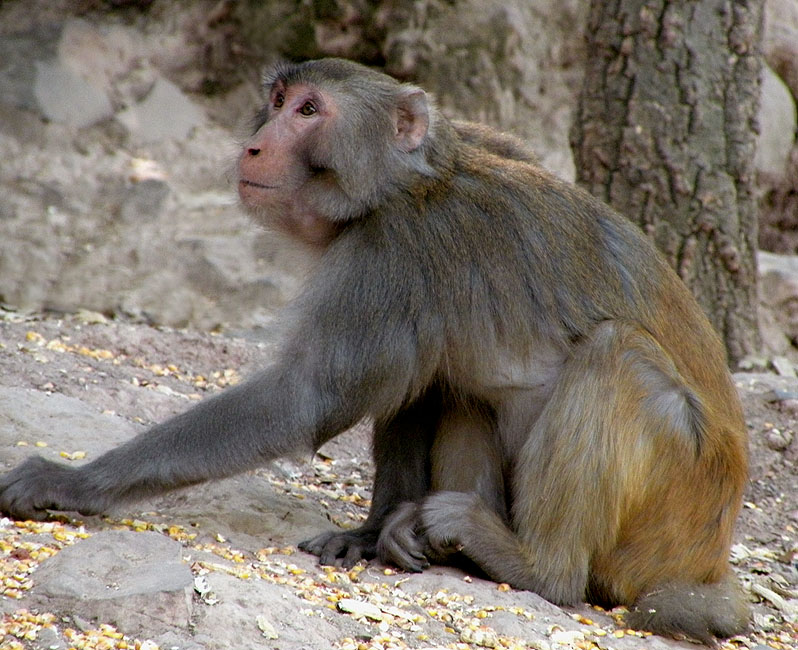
0,359,355,520
0,253,433,521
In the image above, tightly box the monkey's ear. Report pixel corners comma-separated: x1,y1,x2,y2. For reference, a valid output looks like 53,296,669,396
394,88,429,153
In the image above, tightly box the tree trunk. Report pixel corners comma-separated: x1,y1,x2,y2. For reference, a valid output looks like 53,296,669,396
571,0,763,365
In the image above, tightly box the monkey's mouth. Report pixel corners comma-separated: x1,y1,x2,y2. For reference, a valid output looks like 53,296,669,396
239,179,279,190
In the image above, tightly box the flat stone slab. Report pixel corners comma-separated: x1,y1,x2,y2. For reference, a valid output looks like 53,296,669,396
33,529,192,600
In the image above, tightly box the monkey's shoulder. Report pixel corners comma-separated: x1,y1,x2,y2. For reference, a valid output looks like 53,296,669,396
445,154,646,246
451,120,540,165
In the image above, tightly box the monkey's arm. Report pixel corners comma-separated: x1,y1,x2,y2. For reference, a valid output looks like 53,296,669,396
0,308,433,522
0,240,438,521
0,363,359,521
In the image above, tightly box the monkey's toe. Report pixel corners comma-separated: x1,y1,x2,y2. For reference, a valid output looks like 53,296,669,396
299,528,378,567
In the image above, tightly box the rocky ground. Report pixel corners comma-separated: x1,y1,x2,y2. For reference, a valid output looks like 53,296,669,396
0,309,795,650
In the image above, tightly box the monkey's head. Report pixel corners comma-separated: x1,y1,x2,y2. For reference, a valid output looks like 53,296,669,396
238,59,437,247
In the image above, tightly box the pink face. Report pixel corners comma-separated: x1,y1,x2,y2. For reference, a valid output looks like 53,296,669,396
237,81,334,213
236,76,428,248
237,81,343,247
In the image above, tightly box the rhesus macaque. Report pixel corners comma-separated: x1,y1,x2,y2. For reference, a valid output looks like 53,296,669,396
0,59,748,643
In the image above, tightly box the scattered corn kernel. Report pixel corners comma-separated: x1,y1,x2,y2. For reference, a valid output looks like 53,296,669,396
60,450,87,460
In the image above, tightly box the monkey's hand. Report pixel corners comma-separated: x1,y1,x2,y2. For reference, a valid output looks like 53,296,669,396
299,528,379,568
376,502,429,573
0,456,101,521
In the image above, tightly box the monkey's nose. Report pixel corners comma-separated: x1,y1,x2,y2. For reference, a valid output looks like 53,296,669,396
247,148,261,156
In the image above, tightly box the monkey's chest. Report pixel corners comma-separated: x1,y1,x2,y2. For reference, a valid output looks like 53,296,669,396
446,342,566,455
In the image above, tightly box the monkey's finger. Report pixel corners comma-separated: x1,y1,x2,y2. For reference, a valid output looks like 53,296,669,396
0,483,54,521
341,543,368,568
300,532,349,562
374,501,430,571
0,456,70,521
0,500,50,522
378,531,429,572
384,546,429,573
421,524,462,562
318,538,352,566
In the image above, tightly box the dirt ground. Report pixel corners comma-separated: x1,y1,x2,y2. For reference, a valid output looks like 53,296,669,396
0,307,796,649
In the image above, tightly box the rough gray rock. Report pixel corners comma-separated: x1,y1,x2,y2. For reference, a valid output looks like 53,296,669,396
0,8,299,332
759,251,798,359
764,0,798,101
33,530,193,600
117,77,206,143
0,19,123,128
379,0,588,181
190,576,348,650
29,530,194,641
33,59,114,128
755,65,797,182
0,386,139,456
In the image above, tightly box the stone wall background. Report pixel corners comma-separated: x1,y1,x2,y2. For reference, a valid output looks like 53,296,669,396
0,0,796,355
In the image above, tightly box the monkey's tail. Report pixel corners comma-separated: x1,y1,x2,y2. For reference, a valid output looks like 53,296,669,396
625,573,749,644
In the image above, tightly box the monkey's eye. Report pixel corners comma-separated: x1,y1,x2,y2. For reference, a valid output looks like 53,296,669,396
273,93,285,109
299,102,317,116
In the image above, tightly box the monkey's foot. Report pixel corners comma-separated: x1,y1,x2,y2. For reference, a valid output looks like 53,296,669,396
420,491,477,561
299,528,378,568
377,502,429,573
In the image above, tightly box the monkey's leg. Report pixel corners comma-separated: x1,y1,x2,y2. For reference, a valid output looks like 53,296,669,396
430,404,505,516
299,388,440,568
376,402,504,571
421,320,744,640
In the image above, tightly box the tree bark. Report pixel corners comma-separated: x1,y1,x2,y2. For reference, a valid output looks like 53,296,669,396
571,0,763,364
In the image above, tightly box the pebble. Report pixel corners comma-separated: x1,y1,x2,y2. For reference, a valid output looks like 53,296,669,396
337,598,383,621
766,428,793,451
